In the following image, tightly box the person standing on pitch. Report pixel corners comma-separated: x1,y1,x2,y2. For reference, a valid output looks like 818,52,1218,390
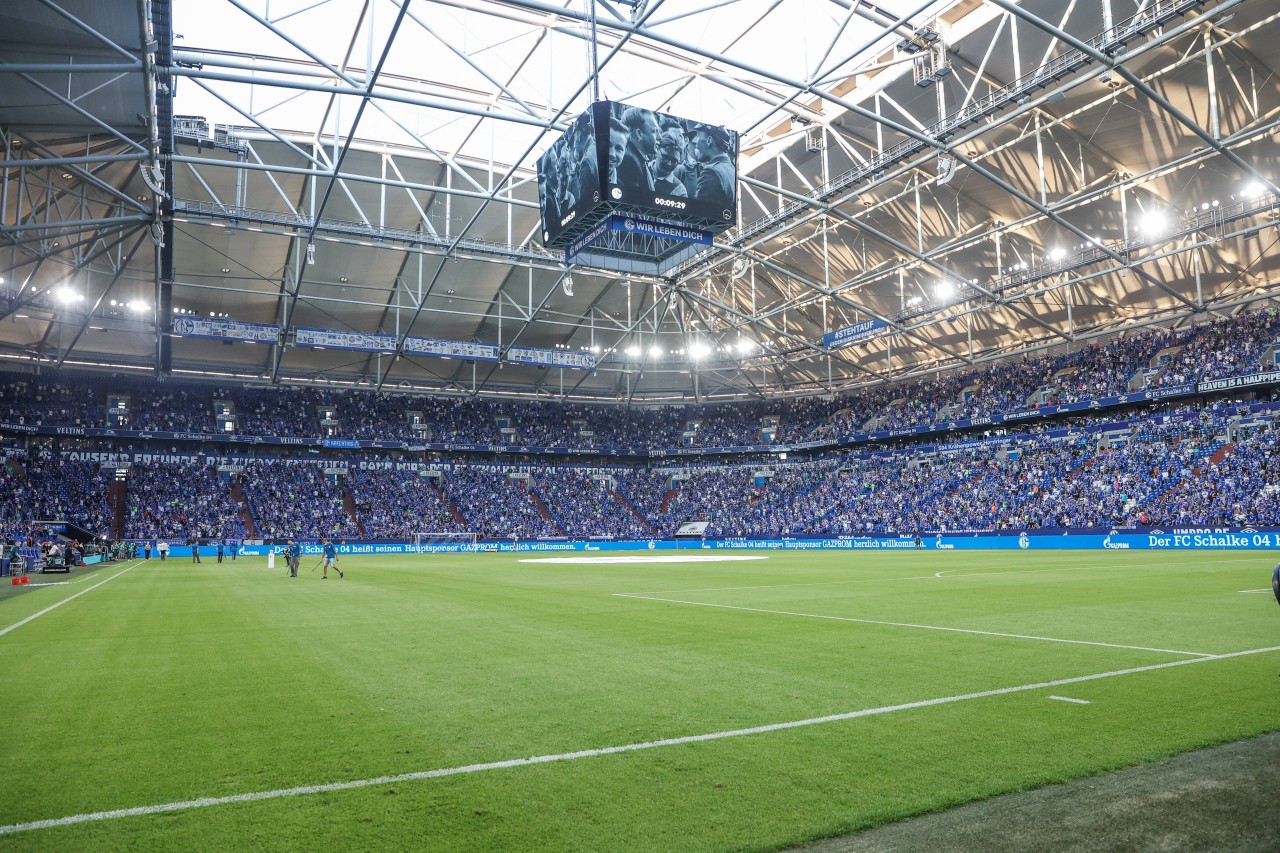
216,540,225,563
285,538,300,577
156,539,169,561
320,538,343,579
190,534,201,563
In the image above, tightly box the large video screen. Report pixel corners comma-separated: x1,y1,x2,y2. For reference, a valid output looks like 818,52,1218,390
538,102,740,247
600,101,738,230
536,107,603,247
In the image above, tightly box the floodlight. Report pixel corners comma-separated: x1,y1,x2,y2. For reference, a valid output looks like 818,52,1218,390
1135,211,1167,235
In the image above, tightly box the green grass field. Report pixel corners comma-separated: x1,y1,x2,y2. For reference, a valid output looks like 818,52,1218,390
1,549,1277,851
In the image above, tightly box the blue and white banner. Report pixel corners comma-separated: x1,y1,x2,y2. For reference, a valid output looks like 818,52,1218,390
505,345,597,370
173,316,280,344
824,317,889,350
295,327,397,353
219,527,1280,558
403,336,500,362
564,216,613,262
610,215,712,246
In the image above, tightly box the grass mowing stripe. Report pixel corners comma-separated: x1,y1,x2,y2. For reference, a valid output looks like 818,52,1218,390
0,560,145,639
614,593,1216,656
628,557,1261,595
3,642,1276,838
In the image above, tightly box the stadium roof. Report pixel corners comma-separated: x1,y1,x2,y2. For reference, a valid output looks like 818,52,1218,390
2,0,1279,404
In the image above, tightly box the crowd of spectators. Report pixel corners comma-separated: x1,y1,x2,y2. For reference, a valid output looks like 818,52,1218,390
793,411,1244,533
1,308,1276,450
345,468,465,539
122,459,247,540
0,454,110,536
1141,427,1280,526
439,468,561,539
4,397,1280,540
1149,309,1280,387
532,470,656,538
5,305,1280,544
241,460,361,541
659,464,840,537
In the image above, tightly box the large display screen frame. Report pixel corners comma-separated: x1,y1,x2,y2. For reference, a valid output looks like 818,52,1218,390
599,101,738,230
536,107,604,247
537,101,739,249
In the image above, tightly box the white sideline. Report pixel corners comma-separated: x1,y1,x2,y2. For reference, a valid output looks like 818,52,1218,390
2,643,1276,838
1047,696,1092,704
0,561,145,639
613,593,1215,657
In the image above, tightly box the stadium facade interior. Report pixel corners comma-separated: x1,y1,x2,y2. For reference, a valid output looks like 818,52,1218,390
3,0,1280,549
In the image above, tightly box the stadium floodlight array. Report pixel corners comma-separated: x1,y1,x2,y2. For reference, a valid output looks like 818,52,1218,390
413,532,479,554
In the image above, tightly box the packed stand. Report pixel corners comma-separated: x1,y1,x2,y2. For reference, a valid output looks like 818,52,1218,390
3,307,1280,450
123,459,248,540
346,467,468,538
532,470,655,538
658,463,840,537
0,455,110,536
1139,428,1280,526
440,468,562,539
241,460,361,540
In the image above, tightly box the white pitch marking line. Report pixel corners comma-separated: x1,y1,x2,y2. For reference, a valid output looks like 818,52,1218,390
0,561,145,639
26,577,92,587
613,593,1216,657
1239,589,1272,594
1047,696,1092,704
3,643,1276,838
627,558,1259,596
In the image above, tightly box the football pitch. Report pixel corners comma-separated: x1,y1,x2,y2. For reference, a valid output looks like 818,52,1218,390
2,549,1277,851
